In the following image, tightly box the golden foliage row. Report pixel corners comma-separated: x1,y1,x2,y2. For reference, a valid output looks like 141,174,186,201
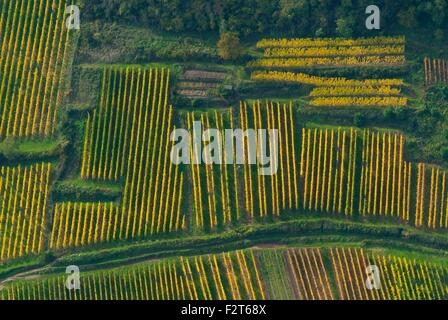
248,56,405,68
186,110,238,230
78,67,185,246
187,101,299,229
310,86,401,97
424,57,448,86
264,45,404,58
256,36,406,48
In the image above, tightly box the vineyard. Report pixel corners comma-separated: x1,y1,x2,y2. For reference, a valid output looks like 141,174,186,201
296,127,448,228
255,37,406,48
251,71,404,87
424,57,448,86
2,97,446,264
184,110,240,230
1,250,266,300
0,2,446,303
1,247,446,300
0,0,76,139
249,36,407,108
182,110,448,230
0,163,52,262
49,201,119,249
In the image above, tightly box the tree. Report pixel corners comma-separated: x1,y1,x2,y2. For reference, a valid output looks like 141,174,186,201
315,27,325,37
335,18,354,37
443,128,448,141
217,32,243,61
398,6,418,29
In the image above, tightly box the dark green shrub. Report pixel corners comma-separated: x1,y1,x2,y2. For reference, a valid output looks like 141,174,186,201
353,113,366,127
171,94,192,108
441,147,448,160
383,107,396,120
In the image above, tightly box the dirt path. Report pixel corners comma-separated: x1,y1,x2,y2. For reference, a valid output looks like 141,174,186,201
0,264,54,289
251,243,284,249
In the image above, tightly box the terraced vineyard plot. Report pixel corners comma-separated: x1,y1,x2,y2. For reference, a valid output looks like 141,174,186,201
177,81,219,99
330,248,448,300
185,101,300,230
257,249,295,299
286,248,334,300
252,71,407,107
178,89,208,98
180,70,227,81
0,0,447,305
184,104,447,230
185,110,240,231
0,163,52,261
256,37,406,48
300,127,357,216
177,69,227,101
358,130,409,220
263,46,404,58
2,247,446,300
415,164,448,229
238,101,300,217
1,250,265,300
310,97,407,108
251,73,407,107
250,36,406,68
75,67,185,247
0,0,76,139
178,82,219,90
251,71,405,87
250,56,405,68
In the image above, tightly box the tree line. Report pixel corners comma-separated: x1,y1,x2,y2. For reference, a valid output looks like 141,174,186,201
80,0,448,39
